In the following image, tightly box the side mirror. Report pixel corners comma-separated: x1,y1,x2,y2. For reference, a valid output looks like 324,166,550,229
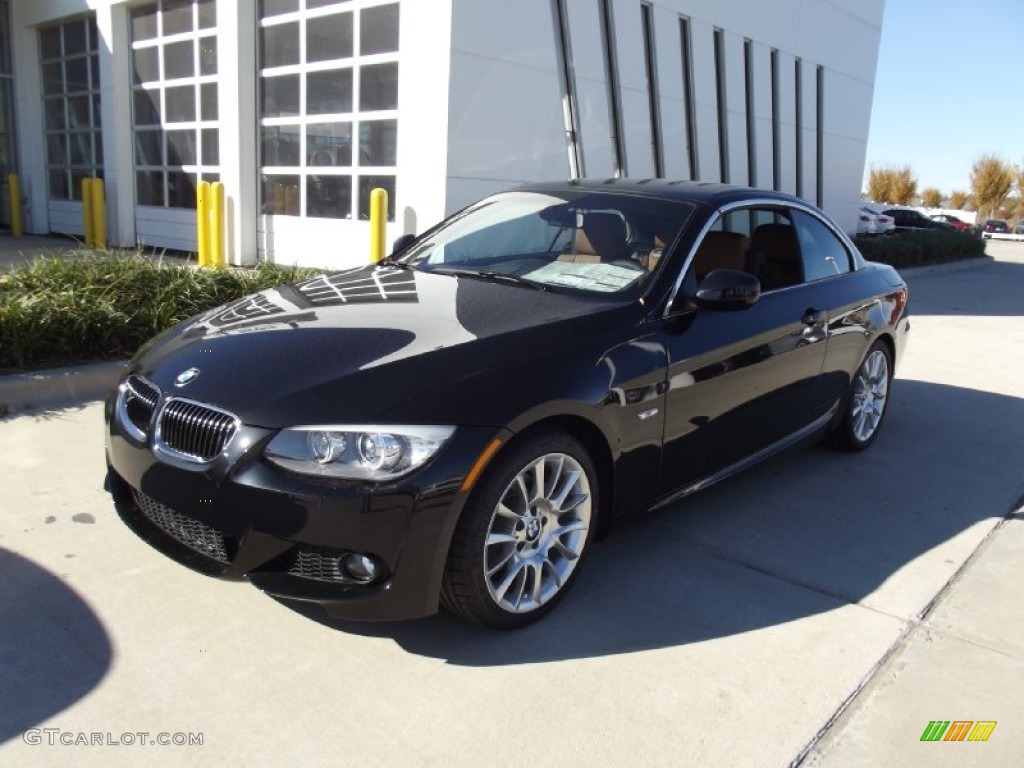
694,269,761,310
391,233,416,256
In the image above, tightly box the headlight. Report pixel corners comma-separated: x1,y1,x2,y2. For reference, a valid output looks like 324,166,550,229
264,425,455,481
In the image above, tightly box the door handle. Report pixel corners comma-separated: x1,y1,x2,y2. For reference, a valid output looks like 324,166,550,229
802,308,826,326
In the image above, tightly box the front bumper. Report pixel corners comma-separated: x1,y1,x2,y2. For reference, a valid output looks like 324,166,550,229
105,395,500,621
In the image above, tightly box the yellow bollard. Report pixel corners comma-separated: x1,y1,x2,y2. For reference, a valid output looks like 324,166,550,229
369,187,388,263
8,173,23,237
82,178,95,248
90,178,106,250
210,181,225,269
196,180,211,267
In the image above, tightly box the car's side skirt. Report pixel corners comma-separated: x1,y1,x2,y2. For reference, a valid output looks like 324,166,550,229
649,404,839,512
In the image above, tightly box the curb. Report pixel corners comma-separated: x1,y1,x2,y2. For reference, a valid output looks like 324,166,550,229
0,359,127,415
898,255,993,278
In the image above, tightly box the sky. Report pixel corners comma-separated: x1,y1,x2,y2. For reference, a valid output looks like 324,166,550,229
865,0,1023,196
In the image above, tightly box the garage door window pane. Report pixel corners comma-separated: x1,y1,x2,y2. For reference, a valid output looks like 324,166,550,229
42,62,63,95
307,122,352,166
261,22,299,68
262,74,300,117
168,171,197,208
64,22,87,56
199,37,217,75
262,125,301,166
359,119,396,165
263,175,301,215
165,85,196,122
137,170,165,206
41,28,62,59
308,13,352,62
132,5,159,41
167,129,196,166
360,4,399,55
260,0,298,17
134,47,159,83
135,130,163,165
163,0,194,35
164,40,194,79
308,69,352,114
358,175,395,220
308,175,352,218
47,134,68,164
359,63,397,111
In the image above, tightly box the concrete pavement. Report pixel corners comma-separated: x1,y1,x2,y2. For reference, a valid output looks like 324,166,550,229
0,233,90,271
0,243,1022,767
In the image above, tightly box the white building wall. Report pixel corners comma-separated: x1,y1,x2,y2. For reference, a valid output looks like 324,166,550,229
650,5,687,180
749,41,773,190
444,0,568,215
564,2,616,178
7,0,883,262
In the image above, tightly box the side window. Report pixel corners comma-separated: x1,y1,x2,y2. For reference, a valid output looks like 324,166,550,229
791,209,852,281
689,206,803,291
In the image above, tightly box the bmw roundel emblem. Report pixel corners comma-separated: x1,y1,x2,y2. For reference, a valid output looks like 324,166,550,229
174,367,201,387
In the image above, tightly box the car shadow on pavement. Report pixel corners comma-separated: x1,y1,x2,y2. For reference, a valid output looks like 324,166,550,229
0,548,112,742
279,377,1024,665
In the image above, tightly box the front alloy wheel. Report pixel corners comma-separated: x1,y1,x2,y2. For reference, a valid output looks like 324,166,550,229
442,431,597,628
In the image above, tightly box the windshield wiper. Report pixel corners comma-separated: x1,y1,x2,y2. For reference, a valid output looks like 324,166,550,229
376,257,416,271
431,267,551,291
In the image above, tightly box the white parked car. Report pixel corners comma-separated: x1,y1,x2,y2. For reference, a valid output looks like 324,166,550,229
860,206,895,235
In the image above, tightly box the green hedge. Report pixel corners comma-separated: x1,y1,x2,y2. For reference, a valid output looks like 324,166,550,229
0,251,320,372
853,230,986,269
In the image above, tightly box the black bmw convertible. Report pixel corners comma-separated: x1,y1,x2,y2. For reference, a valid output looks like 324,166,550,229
105,180,909,628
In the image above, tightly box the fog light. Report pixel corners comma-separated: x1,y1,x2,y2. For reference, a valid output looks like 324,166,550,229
342,553,379,583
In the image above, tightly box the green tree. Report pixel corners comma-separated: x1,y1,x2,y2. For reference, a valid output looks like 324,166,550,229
949,190,969,210
921,187,943,208
970,154,1013,221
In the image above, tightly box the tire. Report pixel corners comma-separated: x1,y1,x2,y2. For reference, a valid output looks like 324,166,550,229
441,430,598,629
829,340,893,452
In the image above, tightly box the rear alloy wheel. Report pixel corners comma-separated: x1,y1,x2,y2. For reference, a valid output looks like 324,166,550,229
442,431,597,629
831,340,893,451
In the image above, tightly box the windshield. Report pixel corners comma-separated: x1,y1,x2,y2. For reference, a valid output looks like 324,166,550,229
398,190,693,296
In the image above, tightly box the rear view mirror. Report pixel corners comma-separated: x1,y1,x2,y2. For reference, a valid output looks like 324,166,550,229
694,269,761,310
391,233,416,256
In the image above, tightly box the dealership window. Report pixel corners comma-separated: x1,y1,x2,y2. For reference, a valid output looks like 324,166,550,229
794,57,803,198
816,65,824,207
743,39,756,187
713,28,728,183
259,0,400,221
129,0,219,209
640,3,662,177
40,16,103,200
679,17,697,180
770,48,780,191
599,0,625,177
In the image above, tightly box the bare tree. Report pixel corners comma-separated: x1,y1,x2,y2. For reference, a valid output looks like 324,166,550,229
867,165,917,204
890,166,917,205
866,166,893,203
949,190,969,210
970,154,1013,221
921,187,943,208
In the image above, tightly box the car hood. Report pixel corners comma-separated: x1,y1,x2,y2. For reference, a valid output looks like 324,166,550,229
131,265,628,427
